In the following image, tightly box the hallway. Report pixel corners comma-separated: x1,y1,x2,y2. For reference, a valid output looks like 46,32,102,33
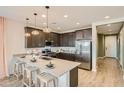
78,57,124,87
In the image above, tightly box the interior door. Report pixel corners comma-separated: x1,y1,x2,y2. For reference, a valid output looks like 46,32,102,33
105,36,117,57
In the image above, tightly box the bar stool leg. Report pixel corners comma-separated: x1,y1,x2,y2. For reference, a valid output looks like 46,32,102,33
46,81,48,87
53,80,56,87
17,64,20,80
36,78,39,87
44,82,47,87
29,71,32,86
14,64,16,75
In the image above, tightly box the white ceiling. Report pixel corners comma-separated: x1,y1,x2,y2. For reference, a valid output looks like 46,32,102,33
0,6,124,32
97,22,123,35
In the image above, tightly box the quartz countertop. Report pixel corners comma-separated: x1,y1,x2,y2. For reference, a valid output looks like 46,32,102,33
13,55,80,77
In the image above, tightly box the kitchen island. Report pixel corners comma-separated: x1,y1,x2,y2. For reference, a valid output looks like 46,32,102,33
10,55,80,87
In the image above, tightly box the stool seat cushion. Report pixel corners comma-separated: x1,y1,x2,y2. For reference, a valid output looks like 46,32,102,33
25,66,38,71
16,61,25,65
37,72,56,82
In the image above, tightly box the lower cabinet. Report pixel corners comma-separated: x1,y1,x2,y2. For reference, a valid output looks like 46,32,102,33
70,67,78,87
55,53,78,87
58,71,70,87
50,32,60,47
56,53,75,61
57,67,78,87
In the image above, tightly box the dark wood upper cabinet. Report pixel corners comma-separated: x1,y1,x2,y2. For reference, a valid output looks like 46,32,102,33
49,32,60,47
60,32,75,47
25,27,44,48
75,30,84,40
76,28,92,40
44,32,60,47
60,34,63,46
25,27,60,48
83,28,92,40
25,27,92,48
68,32,75,47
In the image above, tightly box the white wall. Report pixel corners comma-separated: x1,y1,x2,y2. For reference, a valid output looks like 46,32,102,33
97,34,105,57
4,18,26,75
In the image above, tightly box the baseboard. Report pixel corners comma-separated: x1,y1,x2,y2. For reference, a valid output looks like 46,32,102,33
103,56,118,59
97,57,105,60
78,67,92,71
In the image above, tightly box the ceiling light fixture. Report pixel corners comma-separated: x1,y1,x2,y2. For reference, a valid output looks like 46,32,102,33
31,13,39,35
104,16,110,19
76,22,80,25
43,6,51,33
25,33,31,37
64,15,68,18
25,18,31,37
42,14,46,18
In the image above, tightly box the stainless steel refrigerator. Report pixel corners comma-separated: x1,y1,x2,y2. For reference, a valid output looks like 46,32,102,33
75,40,92,70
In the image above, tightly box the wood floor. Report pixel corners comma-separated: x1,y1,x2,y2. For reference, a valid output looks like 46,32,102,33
0,57,124,87
78,57,124,87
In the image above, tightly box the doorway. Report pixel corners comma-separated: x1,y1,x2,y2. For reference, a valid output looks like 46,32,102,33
97,22,123,60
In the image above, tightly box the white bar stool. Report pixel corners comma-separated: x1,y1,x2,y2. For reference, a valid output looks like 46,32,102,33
36,72,57,87
23,66,39,87
14,61,26,80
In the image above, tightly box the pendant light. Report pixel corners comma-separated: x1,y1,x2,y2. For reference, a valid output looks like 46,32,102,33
25,18,31,37
43,6,51,33
31,13,39,35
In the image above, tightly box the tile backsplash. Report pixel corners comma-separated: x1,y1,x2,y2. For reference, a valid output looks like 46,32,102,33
51,47,76,54
25,47,76,54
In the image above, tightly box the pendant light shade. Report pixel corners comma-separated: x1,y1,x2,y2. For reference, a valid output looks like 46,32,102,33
31,13,39,35
25,33,31,37
31,30,39,35
43,6,51,33
25,18,31,37
44,27,51,33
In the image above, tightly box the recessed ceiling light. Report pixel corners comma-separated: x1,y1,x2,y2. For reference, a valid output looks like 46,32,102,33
76,22,80,25
42,14,46,18
107,24,111,26
64,15,68,18
104,16,110,19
